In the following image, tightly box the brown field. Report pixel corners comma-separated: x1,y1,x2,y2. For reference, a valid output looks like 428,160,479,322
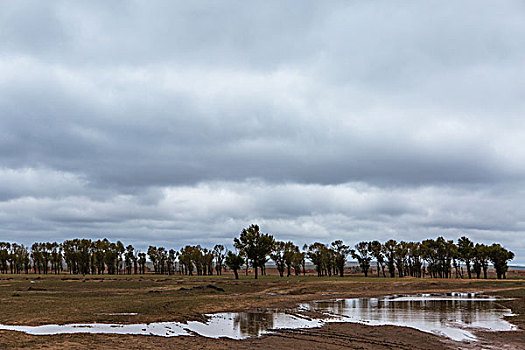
0,271,524,349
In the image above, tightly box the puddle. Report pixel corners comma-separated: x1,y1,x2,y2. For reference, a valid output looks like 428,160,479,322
0,322,192,337
0,293,517,342
304,292,517,341
185,312,323,338
0,313,321,339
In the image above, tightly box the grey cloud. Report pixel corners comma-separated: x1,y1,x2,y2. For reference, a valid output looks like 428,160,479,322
0,59,520,187
0,168,87,200
0,1,524,263
0,181,523,262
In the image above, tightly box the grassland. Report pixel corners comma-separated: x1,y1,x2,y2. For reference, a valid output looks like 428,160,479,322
0,273,524,349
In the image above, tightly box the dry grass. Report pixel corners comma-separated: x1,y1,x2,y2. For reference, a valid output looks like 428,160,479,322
0,273,523,326
0,273,524,349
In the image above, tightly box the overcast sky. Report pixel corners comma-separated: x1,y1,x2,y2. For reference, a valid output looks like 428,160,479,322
1,1,524,263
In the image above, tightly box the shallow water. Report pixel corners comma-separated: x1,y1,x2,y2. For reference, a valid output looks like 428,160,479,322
0,292,516,341
0,313,322,339
304,292,517,341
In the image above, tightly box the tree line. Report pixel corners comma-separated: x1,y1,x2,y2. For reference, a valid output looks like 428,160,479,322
348,236,514,280
0,225,515,279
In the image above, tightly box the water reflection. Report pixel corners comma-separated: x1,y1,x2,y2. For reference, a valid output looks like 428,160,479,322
179,311,322,339
233,311,274,336
308,293,516,341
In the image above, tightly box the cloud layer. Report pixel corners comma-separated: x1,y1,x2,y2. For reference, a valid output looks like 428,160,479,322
1,1,524,262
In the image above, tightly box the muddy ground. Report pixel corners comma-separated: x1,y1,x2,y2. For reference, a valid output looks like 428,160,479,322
0,273,523,349
0,321,523,349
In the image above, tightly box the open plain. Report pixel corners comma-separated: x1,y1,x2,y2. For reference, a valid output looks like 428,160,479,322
0,273,524,349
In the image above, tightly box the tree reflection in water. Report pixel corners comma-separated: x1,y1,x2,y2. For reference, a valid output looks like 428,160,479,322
233,311,274,336
309,293,515,341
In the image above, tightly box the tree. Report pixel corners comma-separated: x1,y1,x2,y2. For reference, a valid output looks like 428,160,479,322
283,242,299,277
124,245,135,274
488,244,514,279
148,246,161,274
406,242,422,278
351,242,372,277
450,242,461,278
133,250,139,274
475,243,491,279
420,237,455,279
168,249,177,275
369,240,385,277
105,241,119,275
292,250,305,276
331,240,350,277
307,242,328,277
225,251,244,279
191,246,205,275
0,242,11,274
383,240,397,277
202,248,215,275
49,242,62,274
138,252,147,274
92,239,107,274
213,244,226,275
115,241,125,275
270,241,286,277
421,238,438,278
394,241,408,278
179,245,195,275
458,236,474,279
31,243,43,274
233,224,275,279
